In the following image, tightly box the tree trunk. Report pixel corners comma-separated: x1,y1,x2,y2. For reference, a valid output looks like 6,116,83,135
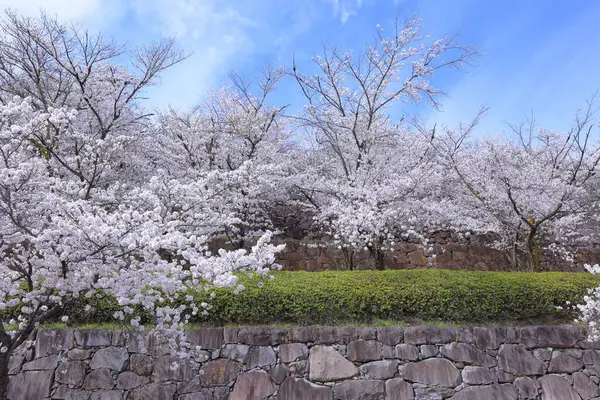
375,248,385,271
342,248,355,271
0,353,9,400
526,227,541,272
367,239,386,271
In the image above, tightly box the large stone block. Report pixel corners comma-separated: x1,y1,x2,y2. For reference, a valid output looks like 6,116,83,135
186,328,224,350
572,371,600,399
90,346,129,371
55,360,87,387
199,359,241,386
333,379,385,400
514,376,538,399
473,327,517,350
128,353,154,376
116,371,148,389
35,329,74,357
248,346,276,368
84,368,114,390
315,327,358,344
449,384,518,400
308,345,359,382
497,344,545,376
461,366,497,385
520,326,586,349
237,327,286,345
230,370,275,400
395,344,419,361
289,326,317,342
152,355,197,382
127,383,177,400
441,342,495,367
404,326,456,345
279,378,333,400
220,343,250,363
548,350,584,373
22,354,60,371
403,358,462,387
359,360,398,379
8,370,54,400
385,378,413,400
74,330,112,348
347,339,382,362
279,343,308,363
538,374,581,400
377,327,404,346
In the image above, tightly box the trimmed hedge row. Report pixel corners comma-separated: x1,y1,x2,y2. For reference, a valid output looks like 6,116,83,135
69,270,600,326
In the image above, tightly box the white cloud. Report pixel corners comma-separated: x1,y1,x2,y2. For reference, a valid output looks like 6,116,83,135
323,0,363,24
0,0,123,29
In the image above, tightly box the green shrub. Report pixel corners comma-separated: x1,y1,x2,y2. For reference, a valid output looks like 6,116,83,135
13,270,600,327
196,270,600,325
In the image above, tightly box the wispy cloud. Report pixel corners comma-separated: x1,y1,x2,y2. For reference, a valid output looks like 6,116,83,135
324,0,364,23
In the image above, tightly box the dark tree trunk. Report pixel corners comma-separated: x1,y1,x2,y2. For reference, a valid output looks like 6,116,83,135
375,248,385,271
0,353,9,400
526,227,541,272
367,239,386,271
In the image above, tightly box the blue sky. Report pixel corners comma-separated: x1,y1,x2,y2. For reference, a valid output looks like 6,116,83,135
2,0,599,135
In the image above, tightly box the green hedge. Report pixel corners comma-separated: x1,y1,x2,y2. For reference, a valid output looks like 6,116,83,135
195,270,600,325
46,270,600,326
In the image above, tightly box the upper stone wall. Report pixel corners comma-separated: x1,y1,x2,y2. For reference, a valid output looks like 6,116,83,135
7,325,600,399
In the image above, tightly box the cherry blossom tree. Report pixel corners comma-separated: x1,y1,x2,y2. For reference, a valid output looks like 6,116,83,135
0,10,186,195
290,18,479,269
0,13,285,397
156,66,293,248
429,99,600,271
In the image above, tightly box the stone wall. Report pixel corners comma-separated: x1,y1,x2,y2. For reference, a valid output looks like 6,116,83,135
7,325,600,399
274,238,600,272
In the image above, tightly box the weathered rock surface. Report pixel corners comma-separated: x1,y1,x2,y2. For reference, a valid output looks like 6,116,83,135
90,346,129,371
395,344,419,361
220,344,249,363
248,345,277,368
75,330,112,347
461,366,497,385
347,339,382,362
359,360,398,379
279,343,308,363
520,326,586,348
548,350,584,373
385,378,414,400
514,376,538,399
200,359,241,386
333,379,385,400
572,371,600,399
127,383,177,400
116,371,148,389
230,370,275,400
403,358,462,387
497,344,545,376
278,378,333,400
84,367,114,390
441,342,495,367
7,370,54,400
22,354,60,371
404,326,456,345
128,353,154,376
55,360,87,386
151,355,197,382
538,374,581,400
449,384,518,400
35,328,74,357
309,345,359,382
